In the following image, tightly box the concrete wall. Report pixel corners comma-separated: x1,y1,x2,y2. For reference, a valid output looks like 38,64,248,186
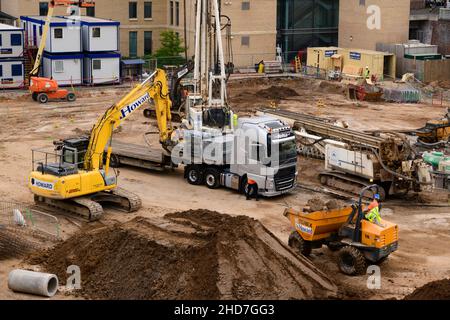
339,0,410,50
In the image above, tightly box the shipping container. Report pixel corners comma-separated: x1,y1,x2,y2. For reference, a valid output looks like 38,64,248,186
0,59,24,88
78,16,120,52
21,16,82,53
42,52,83,86
0,23,24,58
83,52,120,85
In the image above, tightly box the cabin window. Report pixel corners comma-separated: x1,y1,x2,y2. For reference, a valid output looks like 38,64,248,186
54,61,64,73
0,35,2,46
11,64,23,76
241,36,250,46
54,28,63,39
0,65,3,77
144,2,152,19
129,2,137,19
39,2,49,16
93,60,101,70
92,27,101,38
11,34,22,46
242,1,250,10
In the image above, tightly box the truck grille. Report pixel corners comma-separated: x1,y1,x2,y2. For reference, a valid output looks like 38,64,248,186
274,166,296,191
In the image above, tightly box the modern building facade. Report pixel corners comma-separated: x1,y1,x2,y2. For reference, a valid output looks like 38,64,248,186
338,0,411,51
277,0,339,61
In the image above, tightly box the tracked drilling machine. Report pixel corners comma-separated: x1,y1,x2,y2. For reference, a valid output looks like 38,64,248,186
29,69,175,221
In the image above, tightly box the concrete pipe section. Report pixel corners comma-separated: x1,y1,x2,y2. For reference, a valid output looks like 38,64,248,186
8,269,59,297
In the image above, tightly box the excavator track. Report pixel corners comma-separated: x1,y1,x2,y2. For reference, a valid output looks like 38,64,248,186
34,188,141,222
34,195,104,222
105,187,142,212
318,171,386,201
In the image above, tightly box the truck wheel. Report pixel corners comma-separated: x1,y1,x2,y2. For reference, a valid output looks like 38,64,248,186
32,93,38,101
288,231,312,256
338,246,367,276
37,93,48,104
66,93,76,102
204,168,221,189
186,165,203,185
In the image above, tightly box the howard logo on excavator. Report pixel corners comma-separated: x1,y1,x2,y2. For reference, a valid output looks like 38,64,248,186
119,93,151,119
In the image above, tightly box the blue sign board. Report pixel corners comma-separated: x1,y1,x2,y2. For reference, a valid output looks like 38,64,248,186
350,52,361,60
325,50,337,57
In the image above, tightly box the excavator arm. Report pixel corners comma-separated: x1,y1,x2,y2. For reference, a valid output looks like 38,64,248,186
84,69,174,173
30,0,95,76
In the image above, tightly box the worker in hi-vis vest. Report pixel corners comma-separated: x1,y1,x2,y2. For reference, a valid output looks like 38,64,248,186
365,194,382,226
364,66,370,79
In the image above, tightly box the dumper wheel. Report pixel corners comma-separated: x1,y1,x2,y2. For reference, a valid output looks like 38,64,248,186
66,93,76,102
288,231,311,256
37,93,48,104
338,246,367,276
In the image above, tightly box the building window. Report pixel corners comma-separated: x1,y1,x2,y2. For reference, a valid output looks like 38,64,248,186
11,64,23,76
170,1,174,25
54,61,64,73
144,2,152,19
241,36,250,46
0,35,2,46
92,27,101,38
144,31,152,55
176,1,180,26
11,34,22,46
54,28,63,39
86,6,95,17
129,31,138,57
242,1,250,10
129,2,137,19
0,65,2,77
93,60,102,70
39,2,49,16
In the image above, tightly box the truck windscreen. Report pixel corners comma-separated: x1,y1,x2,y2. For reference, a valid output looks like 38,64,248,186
279,140,297,163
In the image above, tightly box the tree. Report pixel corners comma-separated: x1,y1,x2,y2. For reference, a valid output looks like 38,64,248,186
151,30,186,67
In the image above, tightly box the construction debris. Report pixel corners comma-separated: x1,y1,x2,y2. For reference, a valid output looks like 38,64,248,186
28,210,338,300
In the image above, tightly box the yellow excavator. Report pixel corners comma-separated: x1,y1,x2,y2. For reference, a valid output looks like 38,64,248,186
29,69,175,221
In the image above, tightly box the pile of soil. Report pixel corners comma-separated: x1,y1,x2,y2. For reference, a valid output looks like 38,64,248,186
256,86,299,100
29,210,338,300
306,198,345,212
404,279,450,300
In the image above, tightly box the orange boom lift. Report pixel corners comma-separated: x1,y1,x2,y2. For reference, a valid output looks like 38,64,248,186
28,1,95,103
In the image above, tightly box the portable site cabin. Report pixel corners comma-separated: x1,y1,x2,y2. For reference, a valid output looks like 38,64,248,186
307,47,396,80
0,23,24,58
20,16,82,53
83,52,120,85
79,16,119,52
0,59,24,88
42,52,83,86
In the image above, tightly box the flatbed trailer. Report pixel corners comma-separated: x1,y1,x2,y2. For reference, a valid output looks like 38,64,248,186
108,141,173,171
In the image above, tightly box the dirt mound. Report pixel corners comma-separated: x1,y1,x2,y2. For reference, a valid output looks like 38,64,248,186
404,279,450,300
29,210,337,300
256,86,299,100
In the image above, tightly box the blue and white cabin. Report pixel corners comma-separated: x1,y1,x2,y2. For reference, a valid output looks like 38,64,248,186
20,16,82,53
83,52,120,85
42,52,83,86
0,59,24,88
78,16,119,52
0,23,24,58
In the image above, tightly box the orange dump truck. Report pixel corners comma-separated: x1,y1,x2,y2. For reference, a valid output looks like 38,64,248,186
284,186,398,275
